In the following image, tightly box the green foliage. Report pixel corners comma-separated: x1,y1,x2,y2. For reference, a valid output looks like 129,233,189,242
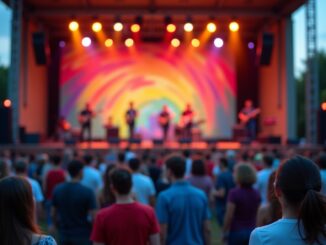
0,65,9,101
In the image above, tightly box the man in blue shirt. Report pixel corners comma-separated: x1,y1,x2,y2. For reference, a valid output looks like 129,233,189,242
156,155,211,245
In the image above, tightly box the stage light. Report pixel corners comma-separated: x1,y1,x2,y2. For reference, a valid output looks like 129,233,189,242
248,42,255,49
113,22,123,32
3,99,11,108
166,23,176,33
125,38,134,47
207,22,216,33
184,22,193,32
131,24,141,33
59,41,66,48
69,21,79,32
81,37,91,47
214,38,224,48
92,22,102,32
104,38,113,47
322,102,326,111
171,38,180,47
191,38,200,47
229,21,239,32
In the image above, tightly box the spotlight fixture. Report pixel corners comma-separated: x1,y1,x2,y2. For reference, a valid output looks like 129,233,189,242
207,22,216,33
105,38,113,47
214,38,224,48
81,37,92,47
59,41,66,48
131,24,141,33
3,99,11,108
69,21,79,32
322,102,326,111
92,21,102,32
113,22,123,32
248,42,255,49
171,38,180,47
166,23,176,33
229,21,239,32
184,22,193,32
191,38,200,47
125,38,134,47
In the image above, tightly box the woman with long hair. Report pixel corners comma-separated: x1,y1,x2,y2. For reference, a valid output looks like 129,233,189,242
250,156,326,244
0,176,57,245
98,164,116,208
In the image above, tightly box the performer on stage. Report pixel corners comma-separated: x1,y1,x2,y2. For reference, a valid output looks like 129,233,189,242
56,116,71,141
238,99,260,140
158,105,171,141
181,104,194,139
78,103,95,141
125,102,138,139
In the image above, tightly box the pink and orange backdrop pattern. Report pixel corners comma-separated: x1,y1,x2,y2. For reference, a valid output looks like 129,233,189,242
60,43,236,139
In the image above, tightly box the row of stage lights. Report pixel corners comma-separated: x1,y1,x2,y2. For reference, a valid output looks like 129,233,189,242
68,20,240,33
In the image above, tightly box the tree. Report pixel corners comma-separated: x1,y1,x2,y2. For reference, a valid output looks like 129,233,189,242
0,65,8,101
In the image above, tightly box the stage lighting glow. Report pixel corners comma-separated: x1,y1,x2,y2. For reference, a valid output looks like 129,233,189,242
248,42,255,49
69,21,79,32
207,22,216,33
191,38,200,47
92,22,102,32
229,21,239,32
166,24,176,33
184,22,193,32
214,38,224,48
81,37,91,47
322,102,326,111
113,22,123,32
59,41,66,48
3,99,11,108
171,38,180,47
104,38,113,47
125,38,134,47
131,24,141,33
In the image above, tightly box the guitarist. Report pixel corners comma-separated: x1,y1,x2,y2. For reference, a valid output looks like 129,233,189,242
158,105,171,141
78,103,94,142
125,101,138,139
238,99,260,140
181,104,194,139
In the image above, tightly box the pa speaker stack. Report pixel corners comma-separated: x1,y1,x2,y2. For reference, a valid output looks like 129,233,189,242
0,106,12,144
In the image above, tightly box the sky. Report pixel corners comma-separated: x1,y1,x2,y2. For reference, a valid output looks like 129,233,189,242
0,0,326,78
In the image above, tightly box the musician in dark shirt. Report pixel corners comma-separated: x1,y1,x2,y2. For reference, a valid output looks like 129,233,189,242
238,99,260,140
181,104,194,139
158,105,171,141
125,102,138,139
79,103,94,142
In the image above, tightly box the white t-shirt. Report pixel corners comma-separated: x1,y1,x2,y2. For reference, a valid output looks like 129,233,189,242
81,166,103,194
132,173,156,205
254,168,273,205
250,218,326,245
27,177,44,202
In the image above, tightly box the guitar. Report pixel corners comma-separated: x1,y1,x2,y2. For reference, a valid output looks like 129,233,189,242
78,108,103,125
158,115,170,126
239,108,260,125
126,110,137,124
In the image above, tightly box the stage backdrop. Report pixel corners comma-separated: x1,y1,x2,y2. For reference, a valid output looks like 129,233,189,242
60,43,236,139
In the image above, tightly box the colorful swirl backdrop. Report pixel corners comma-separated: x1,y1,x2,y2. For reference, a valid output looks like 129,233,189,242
60,43,236,139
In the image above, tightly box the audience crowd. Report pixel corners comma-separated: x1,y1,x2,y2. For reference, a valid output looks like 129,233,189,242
0,146,326,245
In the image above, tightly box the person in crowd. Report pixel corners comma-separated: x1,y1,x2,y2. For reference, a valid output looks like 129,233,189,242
318,153,326,195
156,155,211,245
44,155,67,228
0,159,9,180
117,151,126,165
81,154,103,194
91,168,160,245
183,149,192,177
214,157,235,226
98,164,116,208
52,160,97,245
148,156,162,190
155,164,171,194
187,159,214,198
256,171,282,227
223,163,261,245
129,158,156,205
255,154,274,205
204,154,215,178
0,176,57,245
250,156,326,244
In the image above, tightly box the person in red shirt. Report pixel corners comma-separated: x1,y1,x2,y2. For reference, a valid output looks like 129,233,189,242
91,168,160,245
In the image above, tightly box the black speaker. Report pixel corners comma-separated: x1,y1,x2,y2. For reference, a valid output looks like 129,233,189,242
32,32,47,65
0,107,12,144
319,109,326,145
259,33,274,66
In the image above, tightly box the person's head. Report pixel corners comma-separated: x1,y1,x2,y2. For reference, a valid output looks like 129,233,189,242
110,168,132,196
245,99,253,108
318,153,326,170
191,159,206,176
0,176,40,245
128,158,141,172
14,160,28,175
186,103,191,110
0,160,9,180
129,101,134,108
163,105,168,111
165,155,186,180
86,103,90,110
263,154,274,168
67,160,84,180
183,149,191,158
51,154,62,167
234,163,257,187
267,171,282,222
219,157,229,170
117,152,125,163
83,154,93,166
275,156,326,243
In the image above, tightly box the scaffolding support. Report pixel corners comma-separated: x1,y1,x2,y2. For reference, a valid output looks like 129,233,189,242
8,0,22,144
305,0,319,144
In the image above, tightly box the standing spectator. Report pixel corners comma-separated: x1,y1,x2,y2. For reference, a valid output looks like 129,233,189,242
91,168,160,245
52,160,97,245
183,150,192,177
0,176,57,245
156,155,211,245
98,164,116,208
255,154,274,205
223,163,261,245
187,159,214,198
81,154,103,194
250,156,326,244
214,157,235,226
148,156,162,188
129,158,156,205
318,153,326,195
0,160,9,180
